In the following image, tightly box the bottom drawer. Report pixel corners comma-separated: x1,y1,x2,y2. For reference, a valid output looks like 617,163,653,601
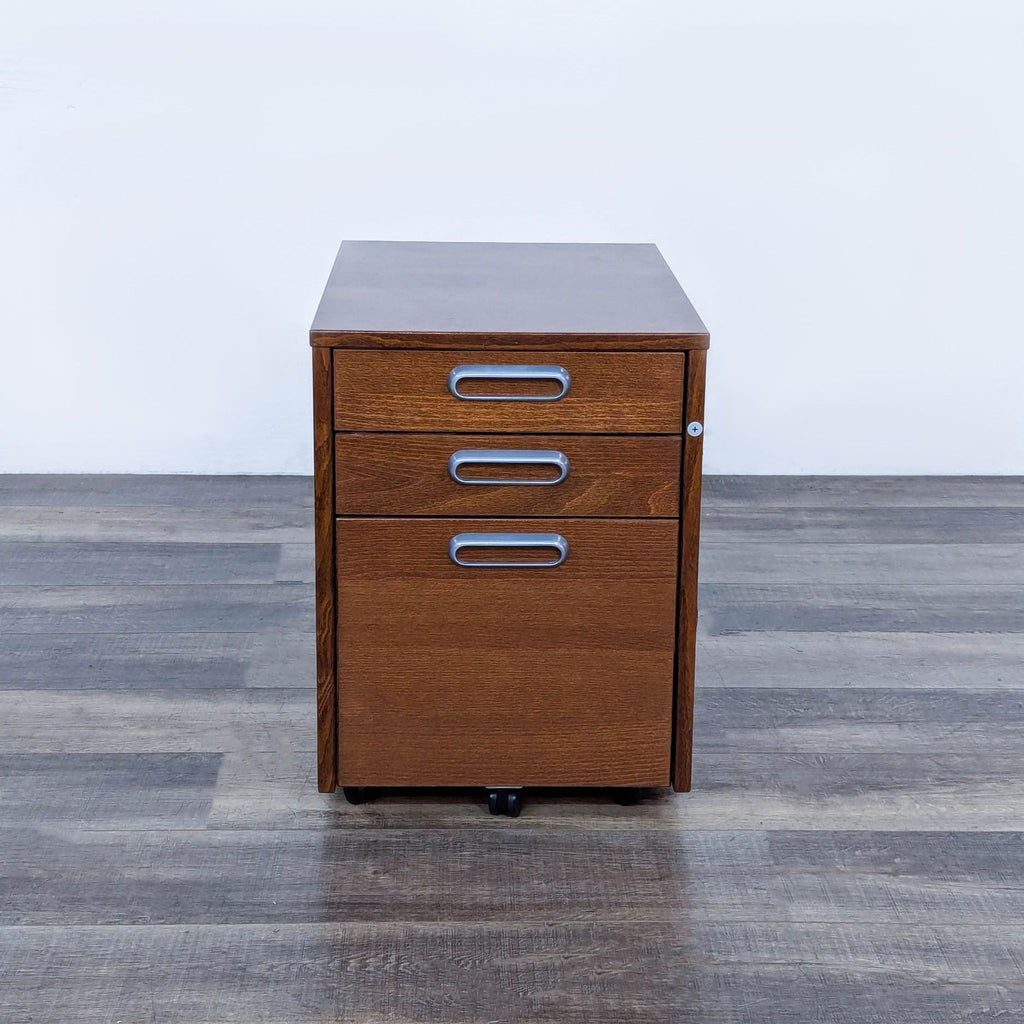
335,517,679,787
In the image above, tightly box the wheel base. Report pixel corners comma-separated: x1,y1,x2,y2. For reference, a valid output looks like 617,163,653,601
343,785,649,812
487,788,523,817
613,787,646,806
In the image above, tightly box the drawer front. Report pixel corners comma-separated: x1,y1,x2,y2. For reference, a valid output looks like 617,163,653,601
336,517,678,787
335,433,681,517
333,350,684,433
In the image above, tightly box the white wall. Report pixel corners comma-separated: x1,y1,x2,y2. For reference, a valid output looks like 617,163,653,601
2,1,1022,475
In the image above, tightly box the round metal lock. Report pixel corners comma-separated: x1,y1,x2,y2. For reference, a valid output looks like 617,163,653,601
686,421,704,437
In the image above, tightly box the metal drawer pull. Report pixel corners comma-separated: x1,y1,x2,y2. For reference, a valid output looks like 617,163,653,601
448,449,570,486
449,532,569,568
447,364,570,402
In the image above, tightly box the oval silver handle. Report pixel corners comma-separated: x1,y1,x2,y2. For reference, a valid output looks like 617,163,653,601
447,449,570,486
449,532,569,568
447,364,570,402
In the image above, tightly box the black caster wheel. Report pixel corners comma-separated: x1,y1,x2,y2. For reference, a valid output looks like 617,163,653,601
343,786,371,805
613,787,646,806
487,790,523,816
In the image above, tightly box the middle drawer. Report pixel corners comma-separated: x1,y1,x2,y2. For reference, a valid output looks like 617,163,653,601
335,433,681,517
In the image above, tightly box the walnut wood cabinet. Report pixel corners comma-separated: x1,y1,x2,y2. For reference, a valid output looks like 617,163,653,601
311,241,708,815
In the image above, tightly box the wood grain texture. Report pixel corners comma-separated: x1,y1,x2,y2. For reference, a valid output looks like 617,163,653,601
701,541,1024,584
0,505,312,542
9,745,1024,832
0,631,313,690
0,689,311,754
334,432,680,517
694,687,1024,753
3,473,1015,510
688,751,1024,831
0,474,313,508
4,828,1023,926
0,541,311,585
0,584,312,633
0,753,222,830
2,922,1021,1023
703,475,1024,507
6,627,1018,693
336,517,678,787
701,505,1024,543
6,475,1023,1023
332,349,685,433
310,240,709,345
674,348,706,791
8,685,1024,757
698,631,1024,689
702,582,1024,634
8,502,1021,544
312,347,336,791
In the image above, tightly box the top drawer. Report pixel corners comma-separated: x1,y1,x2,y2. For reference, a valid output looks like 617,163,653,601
333,350,684,433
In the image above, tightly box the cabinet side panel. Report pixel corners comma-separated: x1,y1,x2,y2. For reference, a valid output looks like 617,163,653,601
312,346,337,791
673,348,706,792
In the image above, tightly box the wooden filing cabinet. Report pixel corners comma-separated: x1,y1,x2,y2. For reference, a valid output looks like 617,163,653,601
311,241,709,815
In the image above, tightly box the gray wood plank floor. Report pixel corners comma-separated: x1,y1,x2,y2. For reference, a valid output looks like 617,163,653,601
0,474,1022,1023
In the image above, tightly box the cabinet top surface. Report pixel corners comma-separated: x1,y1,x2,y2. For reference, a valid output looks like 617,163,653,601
310,241,708,348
